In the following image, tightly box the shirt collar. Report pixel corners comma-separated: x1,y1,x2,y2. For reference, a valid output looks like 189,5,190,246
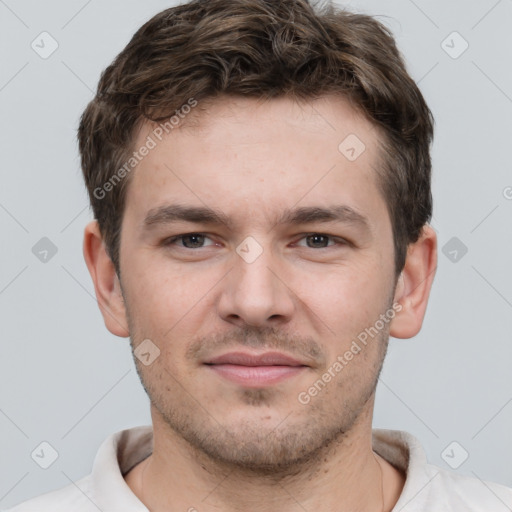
92,425,153,511
373,428,435,510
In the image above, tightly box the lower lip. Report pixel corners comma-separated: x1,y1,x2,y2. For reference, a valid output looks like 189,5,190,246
207,364,306,387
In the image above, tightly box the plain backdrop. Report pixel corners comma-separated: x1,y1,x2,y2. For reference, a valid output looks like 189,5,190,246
1,0,511,508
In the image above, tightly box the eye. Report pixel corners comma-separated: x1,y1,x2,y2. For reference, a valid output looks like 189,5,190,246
295,233,347,249
164,233,216,249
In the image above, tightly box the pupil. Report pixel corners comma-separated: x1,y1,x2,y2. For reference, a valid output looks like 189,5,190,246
184,234,203,248
309,234,327,248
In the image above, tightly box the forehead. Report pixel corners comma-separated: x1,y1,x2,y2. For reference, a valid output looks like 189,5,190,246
124,94,387,231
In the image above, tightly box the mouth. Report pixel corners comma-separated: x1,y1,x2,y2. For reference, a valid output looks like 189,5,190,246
203,351,309,387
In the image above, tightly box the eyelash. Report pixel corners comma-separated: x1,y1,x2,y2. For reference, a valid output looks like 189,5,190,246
162,232,350,249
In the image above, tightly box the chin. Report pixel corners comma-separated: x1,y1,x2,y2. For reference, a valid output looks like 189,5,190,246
156,398,360,477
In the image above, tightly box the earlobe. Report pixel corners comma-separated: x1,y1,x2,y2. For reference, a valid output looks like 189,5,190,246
389,225,437,339
83,220,130,338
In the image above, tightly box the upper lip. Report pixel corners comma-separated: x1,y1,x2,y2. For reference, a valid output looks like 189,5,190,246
205,351,307,367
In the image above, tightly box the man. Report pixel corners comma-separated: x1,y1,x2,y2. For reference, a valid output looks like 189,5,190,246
6,0,512,510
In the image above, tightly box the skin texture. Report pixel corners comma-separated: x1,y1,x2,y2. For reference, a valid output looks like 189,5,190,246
84,94,437,511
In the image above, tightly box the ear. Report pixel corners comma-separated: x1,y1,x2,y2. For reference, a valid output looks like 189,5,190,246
389,224,437,339
83,220,130,337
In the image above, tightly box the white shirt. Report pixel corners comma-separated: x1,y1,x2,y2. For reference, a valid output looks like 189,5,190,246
4,425,512,511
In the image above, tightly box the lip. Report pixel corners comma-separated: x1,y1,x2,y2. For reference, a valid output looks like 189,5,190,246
204,351,308,387
206,351,305,367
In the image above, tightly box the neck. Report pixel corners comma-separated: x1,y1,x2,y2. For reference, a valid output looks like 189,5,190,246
125,403,404,512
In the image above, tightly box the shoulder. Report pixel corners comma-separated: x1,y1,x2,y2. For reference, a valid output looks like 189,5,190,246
2,426,152,512
421,463,512,511
372,429,512,511
2,475,99,512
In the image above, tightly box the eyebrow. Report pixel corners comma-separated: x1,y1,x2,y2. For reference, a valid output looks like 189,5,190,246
143,203,371,232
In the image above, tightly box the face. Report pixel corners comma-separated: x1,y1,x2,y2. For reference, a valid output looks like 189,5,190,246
118,95,399,473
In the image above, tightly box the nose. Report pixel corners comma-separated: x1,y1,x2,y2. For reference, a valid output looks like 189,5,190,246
216,241,295,328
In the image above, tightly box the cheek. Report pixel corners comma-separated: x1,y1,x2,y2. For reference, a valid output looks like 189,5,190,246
298,259,386,325
124,254,213,312
122,257,230,356
292,269,389,357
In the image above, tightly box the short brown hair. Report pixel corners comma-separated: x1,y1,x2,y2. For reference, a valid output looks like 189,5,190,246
78,0,434,278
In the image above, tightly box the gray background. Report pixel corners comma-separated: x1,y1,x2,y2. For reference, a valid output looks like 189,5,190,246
1,0,511,508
